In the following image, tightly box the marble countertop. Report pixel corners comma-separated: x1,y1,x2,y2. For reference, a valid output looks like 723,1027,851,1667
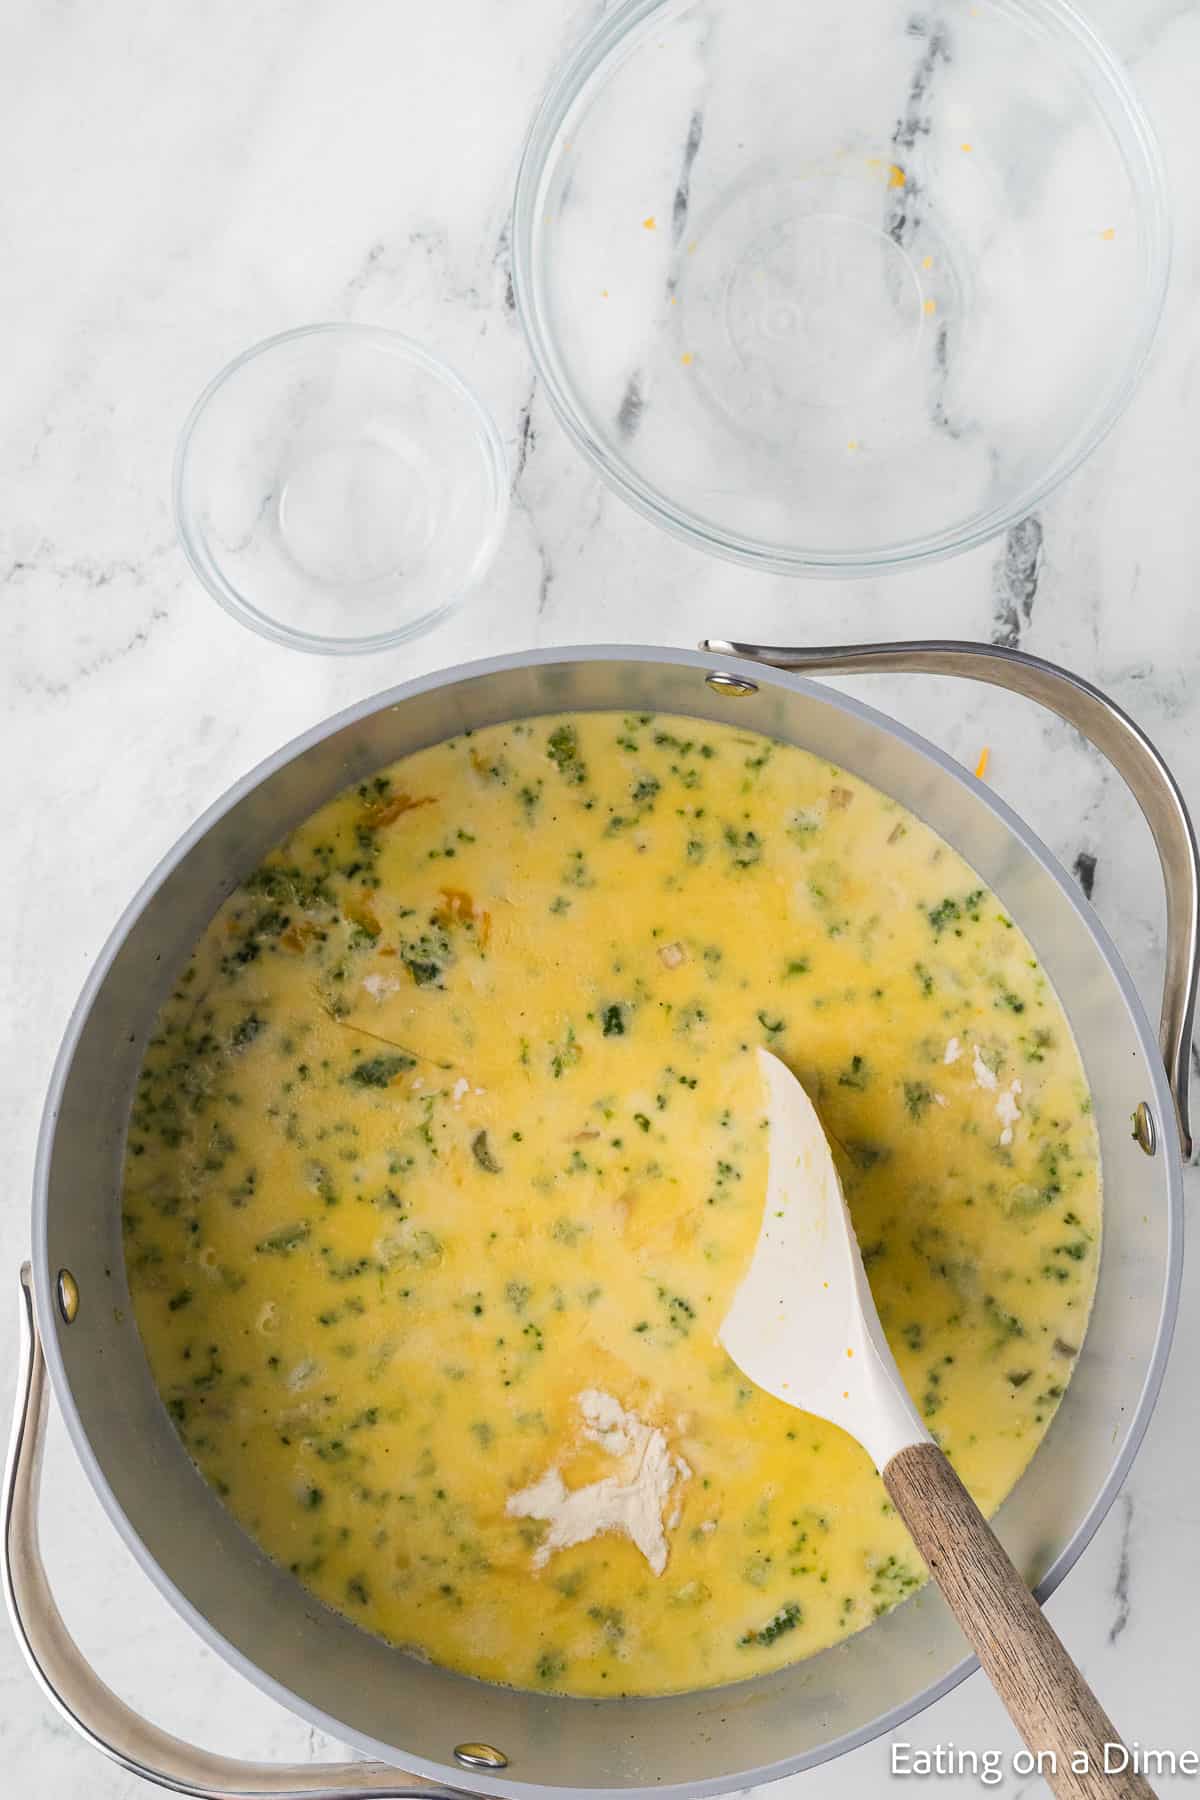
4,1,1200,1794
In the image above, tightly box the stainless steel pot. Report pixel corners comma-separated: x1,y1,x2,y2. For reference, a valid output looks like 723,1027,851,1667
5,639,1196,1800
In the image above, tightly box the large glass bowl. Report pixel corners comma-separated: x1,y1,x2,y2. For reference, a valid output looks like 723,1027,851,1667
512,0,1169,575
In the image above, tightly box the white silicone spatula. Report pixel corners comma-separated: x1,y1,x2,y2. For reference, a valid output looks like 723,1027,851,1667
721,1051,1154,1800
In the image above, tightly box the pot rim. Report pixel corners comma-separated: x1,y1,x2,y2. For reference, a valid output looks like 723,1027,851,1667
30,643,1185,1798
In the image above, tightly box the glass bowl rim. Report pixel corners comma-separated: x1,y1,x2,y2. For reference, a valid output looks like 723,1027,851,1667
173,322,511,656
511,0,1172,577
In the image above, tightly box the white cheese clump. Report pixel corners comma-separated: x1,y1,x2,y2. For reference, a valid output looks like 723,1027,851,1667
362,973,400,1000
970,1045,1022,1143
506,1389,690,1576
996,1079,1023,1147
943,1037,962,1065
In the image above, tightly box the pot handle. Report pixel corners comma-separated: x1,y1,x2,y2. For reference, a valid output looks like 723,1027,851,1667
2,1266,475,1800
703,636,1198,1158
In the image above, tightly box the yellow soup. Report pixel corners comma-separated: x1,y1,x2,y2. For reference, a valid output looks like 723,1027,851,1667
123,712,1100,1697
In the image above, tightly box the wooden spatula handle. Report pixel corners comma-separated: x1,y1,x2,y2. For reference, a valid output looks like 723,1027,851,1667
883,1442,1154,1799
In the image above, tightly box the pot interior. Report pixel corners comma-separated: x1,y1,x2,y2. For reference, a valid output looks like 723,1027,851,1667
35,649,1180,1797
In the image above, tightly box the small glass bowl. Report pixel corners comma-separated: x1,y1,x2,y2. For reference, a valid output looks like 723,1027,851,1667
512,0,1170,576
174,325,509,654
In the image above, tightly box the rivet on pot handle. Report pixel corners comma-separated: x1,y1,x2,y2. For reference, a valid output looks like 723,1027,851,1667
704,637,1198,1160
2,1266,475,1800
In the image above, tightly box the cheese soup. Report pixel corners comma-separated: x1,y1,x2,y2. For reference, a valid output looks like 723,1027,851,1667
123,712,1100,1696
